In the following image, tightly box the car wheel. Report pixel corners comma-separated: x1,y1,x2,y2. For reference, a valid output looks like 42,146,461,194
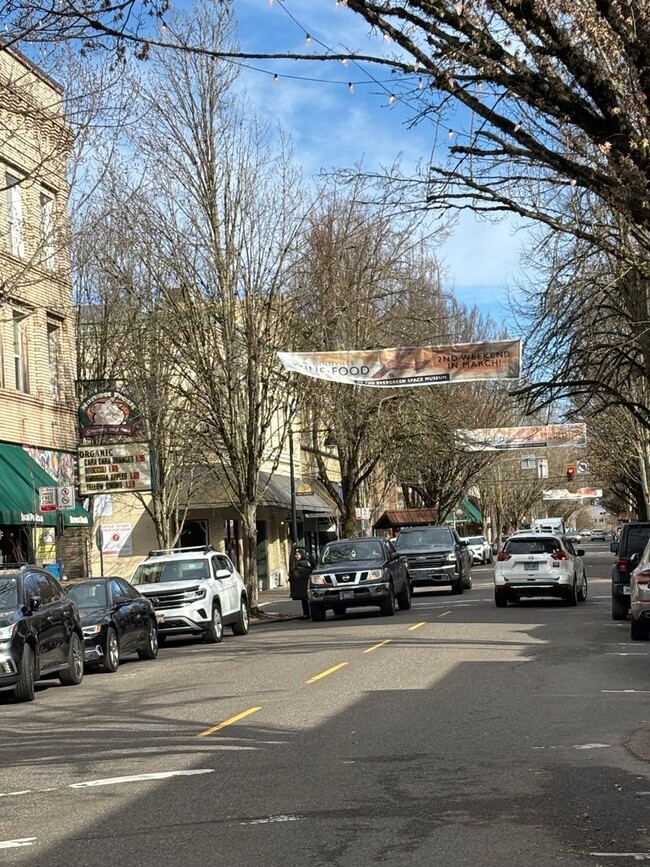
332,604,347,616
231,597,250,636
14,643,35,702
59,633,84,686
494,590,508,608
462,570,472,590
103,627,120,673
138,620,159,659
379,583,396,616
611,594,628,620
310,602,326,622
397,579,412,610
577,573,588,602
450,577,463,595
565,579,578,607
631,617,650,640
203,605,224,643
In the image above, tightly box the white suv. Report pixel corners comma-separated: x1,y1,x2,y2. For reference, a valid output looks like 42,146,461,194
130,546,248,643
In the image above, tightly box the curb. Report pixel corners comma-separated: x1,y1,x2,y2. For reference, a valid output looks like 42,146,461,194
624,726,650,762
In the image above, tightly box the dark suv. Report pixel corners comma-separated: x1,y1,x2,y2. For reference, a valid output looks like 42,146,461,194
394,526,472,594
0,565,84,702
610,523,650,620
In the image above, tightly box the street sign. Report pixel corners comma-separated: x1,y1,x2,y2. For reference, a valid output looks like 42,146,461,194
576,460,589,474
57,485,75,511
39,487,57,512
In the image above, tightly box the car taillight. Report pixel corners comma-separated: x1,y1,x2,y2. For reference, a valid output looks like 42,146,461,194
635,571,650,586
617,560,629,573
497,551,511,561
551,550,569,561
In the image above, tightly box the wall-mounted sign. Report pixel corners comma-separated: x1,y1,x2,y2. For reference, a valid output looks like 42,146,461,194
39,487,57,512
78,390,142,438
78,442,152,495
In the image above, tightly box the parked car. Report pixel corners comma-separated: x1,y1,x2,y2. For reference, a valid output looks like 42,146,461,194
590,528,606,541
130,545,249,643
0,565,84,702
493,532,587,607
308,537,411,621
65,576,158,671
394,525,472,593
629,543,650,640
609,522,650,620
460,535,493,565
566,530,583,543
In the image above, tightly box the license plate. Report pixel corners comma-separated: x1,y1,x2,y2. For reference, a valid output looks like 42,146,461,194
524,563,539,572
155,613,165,623
339,590,354,600
623,586,631,595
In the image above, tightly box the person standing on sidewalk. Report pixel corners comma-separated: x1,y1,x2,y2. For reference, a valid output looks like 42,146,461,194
289,547,314,617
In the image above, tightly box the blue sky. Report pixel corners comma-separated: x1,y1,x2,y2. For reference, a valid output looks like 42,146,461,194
231,0,527,322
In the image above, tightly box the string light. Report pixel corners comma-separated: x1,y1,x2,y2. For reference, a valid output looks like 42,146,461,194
341,58,349,67
273,73,279,85
570,178,577,186
455,1,464,14
388,94,396,105
305,33,312,45
348,82,354,94
514,122,521,132
418,77,424,89
383,33,392,43
448,129,454,139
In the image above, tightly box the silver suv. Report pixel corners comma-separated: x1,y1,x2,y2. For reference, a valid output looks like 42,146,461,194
130,546,248,644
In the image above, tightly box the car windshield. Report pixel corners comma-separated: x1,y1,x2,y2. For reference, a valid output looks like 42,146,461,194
66,581,109,609
131,559,209,584
320,541,384,564
0,578,18,610
505,537,562,555
395,528,452,549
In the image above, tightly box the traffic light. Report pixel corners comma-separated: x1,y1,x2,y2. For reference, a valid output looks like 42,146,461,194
566,465,576,482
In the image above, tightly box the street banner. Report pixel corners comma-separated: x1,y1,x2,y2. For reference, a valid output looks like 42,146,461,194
543,488,602,500
457,422,587,451
278,339,521,387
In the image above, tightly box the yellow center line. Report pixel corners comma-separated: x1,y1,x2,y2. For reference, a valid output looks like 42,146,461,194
438,611,451,618
198,706,262,738
306,662,348,683
408,621,426,631
363,639,392,654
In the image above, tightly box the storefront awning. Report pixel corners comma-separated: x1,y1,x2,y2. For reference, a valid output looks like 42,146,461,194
0,444,92,528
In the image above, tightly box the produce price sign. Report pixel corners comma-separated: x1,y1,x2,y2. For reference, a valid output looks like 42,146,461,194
78,442,152,495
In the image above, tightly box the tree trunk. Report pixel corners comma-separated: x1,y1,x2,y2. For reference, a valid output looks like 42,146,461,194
241,501,259,609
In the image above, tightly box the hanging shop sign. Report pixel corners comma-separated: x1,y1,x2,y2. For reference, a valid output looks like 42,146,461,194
457,422,587,451
78,389,142,438
77,442,152,495
278,339,521,387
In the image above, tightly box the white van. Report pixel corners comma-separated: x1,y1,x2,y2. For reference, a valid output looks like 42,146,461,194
530,517,565,535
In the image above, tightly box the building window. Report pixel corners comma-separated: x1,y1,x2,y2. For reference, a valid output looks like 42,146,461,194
5,173,24,258
40,193,55,270
47,321,61,398
13,313,29,393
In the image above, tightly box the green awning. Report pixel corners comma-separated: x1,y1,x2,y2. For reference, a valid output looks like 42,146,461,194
459,497,482,524
0,444,92,528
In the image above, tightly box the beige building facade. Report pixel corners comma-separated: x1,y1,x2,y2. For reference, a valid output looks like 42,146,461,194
0,47,90,574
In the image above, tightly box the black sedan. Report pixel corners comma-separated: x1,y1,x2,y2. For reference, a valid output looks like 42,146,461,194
64,577,159,672
308,537,412,621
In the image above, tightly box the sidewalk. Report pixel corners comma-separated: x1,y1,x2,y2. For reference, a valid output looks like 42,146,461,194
253,585,304,621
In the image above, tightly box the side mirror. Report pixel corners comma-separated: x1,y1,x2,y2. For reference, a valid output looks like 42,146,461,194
576,549,585,557
610,541,619,553
29,595,42,611
459,540,468,546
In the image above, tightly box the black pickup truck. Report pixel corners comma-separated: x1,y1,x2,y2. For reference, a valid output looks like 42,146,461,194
394,526,472,594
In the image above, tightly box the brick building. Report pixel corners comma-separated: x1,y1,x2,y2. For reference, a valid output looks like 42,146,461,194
0,47,90,575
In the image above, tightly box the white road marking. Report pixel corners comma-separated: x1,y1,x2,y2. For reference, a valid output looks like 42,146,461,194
70,769,215,788
0,838,36,850
573,743,611,750
605,653,648,656
240,815,303,826
602,690,650,694
0,790,31,798
590,854,650,861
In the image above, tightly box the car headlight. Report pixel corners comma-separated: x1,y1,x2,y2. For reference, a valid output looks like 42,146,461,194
311,575,328,586
82,624,103,637
185,588,207,601
366,569,385,581
446,553,456,562
0,623,17,641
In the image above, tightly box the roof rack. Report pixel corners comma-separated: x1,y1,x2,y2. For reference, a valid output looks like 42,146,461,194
147,545,216,557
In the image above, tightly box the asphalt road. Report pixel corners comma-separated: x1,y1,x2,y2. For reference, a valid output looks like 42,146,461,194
1,543,649,867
